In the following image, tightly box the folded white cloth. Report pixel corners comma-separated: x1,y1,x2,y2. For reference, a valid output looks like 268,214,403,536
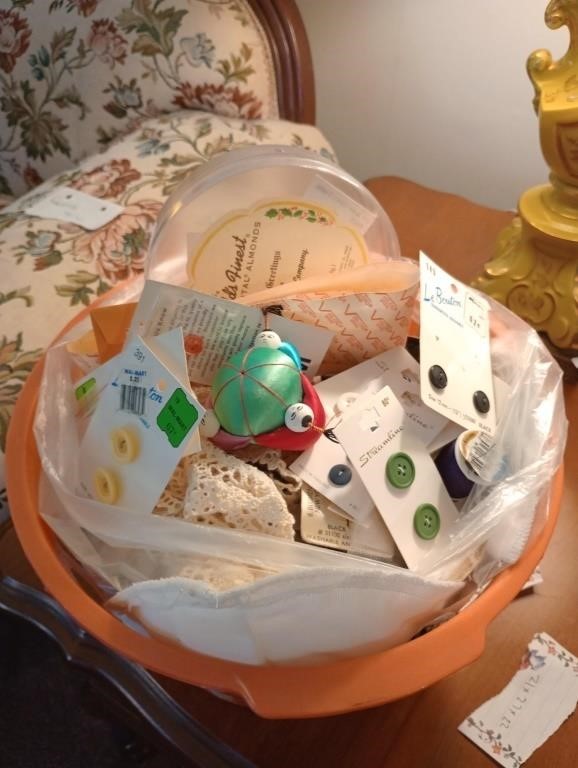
108,566,463,665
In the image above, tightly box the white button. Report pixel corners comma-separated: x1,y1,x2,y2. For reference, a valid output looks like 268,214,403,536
200,409,220,438
334,392,359,417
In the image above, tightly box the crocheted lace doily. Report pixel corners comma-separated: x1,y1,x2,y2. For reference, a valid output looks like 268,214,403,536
179,440,295,539
154,455,192,519
234,444,302,518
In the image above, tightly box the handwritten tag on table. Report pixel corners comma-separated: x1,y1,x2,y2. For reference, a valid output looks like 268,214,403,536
459,633,578,767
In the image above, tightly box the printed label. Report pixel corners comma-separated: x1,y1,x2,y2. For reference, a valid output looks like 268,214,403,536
157,388,199,448
300,485,397,560
187,199,369,299
301,485,352,551
119,383,147,417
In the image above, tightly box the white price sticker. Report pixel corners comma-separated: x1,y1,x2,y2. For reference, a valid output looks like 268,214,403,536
24,186,125,230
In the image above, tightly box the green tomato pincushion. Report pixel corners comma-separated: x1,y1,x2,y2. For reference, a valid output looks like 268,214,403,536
212,347,302,436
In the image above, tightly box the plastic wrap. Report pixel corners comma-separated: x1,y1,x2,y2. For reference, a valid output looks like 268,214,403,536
32,284,566,664
424,300,567,583
30,144,566,663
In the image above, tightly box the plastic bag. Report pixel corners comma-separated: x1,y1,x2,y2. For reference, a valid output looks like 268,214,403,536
35,337,465,663
33,282,566,665
424,301,567,583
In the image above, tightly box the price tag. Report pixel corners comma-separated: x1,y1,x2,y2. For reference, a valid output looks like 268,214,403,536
157,389,200,448
24,186,125,230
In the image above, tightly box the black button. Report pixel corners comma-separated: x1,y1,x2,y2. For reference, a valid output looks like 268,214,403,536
428,364,447,390
328,464,352,486
473,390,490,414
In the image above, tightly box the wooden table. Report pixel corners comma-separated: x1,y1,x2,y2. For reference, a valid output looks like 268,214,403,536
2,177,577,767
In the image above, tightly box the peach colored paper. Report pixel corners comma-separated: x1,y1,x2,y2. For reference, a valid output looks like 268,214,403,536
240,261,419,376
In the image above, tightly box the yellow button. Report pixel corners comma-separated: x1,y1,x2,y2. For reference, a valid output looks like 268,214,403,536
94,468,121,505
111,426,140,464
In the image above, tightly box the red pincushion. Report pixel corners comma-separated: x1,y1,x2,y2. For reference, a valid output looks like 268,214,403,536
254,374,326,451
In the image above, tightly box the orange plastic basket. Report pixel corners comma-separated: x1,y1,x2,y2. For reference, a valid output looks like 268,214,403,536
5,300,563,719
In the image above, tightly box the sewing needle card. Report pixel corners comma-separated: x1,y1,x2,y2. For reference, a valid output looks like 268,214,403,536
78,329,204,514
420,252,496,436
459,633,578,767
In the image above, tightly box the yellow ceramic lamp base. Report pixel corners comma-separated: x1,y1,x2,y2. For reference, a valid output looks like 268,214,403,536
474,184,578,349
474,0,578,351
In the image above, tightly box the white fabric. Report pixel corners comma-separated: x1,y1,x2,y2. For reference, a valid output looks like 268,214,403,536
108,567,463,665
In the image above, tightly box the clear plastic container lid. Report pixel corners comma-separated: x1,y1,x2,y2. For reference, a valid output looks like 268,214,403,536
147,145,400,290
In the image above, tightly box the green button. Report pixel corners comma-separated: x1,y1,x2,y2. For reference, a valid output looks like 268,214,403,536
413,504,441,540
386,452,415,489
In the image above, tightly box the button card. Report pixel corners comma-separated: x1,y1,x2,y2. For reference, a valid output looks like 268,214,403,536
78,329,204,514
335,385,459,572
420,252,496,435
291,346,448,522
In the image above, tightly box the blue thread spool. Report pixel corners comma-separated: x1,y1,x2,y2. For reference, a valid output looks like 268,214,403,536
434,431,478,500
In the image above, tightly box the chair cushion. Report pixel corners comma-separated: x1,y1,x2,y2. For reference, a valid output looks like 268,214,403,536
0,0,282,198
0,109,335,500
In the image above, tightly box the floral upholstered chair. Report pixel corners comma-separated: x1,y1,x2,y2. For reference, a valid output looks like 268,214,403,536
0,0,335,518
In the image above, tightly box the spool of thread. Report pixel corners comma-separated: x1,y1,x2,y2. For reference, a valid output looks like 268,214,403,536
434,430,480,499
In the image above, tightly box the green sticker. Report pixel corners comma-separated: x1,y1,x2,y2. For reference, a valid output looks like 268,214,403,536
156,388,199,448
75,377,96,401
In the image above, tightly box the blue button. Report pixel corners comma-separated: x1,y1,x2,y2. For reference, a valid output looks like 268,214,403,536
328,464,352,486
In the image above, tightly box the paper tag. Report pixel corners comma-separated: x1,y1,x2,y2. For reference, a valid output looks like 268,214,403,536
266,313,332,377
187,199,369,298
300,484,397,560
300,484,353,551
304,176,378,235
78,329,204,513
23,186,124,230
318,346,448,443
335,385,459,572
75,353,123,420
459,633,578,767
427,376,510,455
348,507,397,561
521,566,543,592
420,252,496,435
291,347,448,522
129,281,333,384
